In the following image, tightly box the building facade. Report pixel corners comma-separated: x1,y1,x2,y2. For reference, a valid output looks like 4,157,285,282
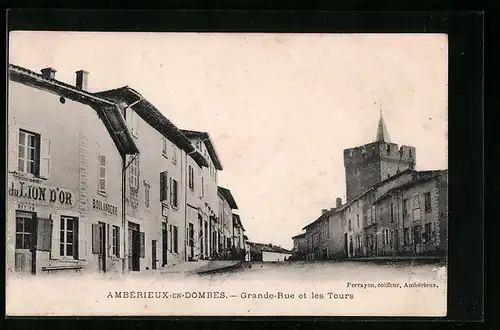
293,112,447,260
291,233,306,260
7,64,137,275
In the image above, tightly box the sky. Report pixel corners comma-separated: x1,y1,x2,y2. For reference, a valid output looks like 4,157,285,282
9,32,448,249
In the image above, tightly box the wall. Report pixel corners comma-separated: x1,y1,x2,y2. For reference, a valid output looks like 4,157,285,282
304,216,330,260
344,141,416,202
327,212,345,259
262,251,292,262
120,101,186,270
7,80,123,275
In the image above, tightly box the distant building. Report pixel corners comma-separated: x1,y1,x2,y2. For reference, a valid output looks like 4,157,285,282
248,242,292,262
291,233,306,260
295,112,447,260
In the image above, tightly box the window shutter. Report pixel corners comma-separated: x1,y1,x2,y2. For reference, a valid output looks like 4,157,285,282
128,229,133,255
98,154,106,192
73,218,79,259
160,172,165,201
140,232,145,258
92,223,101,254
40,137,51,178
107,223,112,257
50,214,61,259
116,227,121,258
35,218,53,251
78,218,87,260
8,127,19,171
169,177,173,206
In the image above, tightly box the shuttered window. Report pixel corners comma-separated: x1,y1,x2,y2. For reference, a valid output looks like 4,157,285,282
160,171,168,202
129,155,139,189
98,153,106,193
15,211,34,249
188,166,194,190
162,137,168,158
171,179,178,208
172,144,177,165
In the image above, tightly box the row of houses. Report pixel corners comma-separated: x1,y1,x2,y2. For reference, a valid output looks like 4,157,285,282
7,64,248,275
292,113,448,260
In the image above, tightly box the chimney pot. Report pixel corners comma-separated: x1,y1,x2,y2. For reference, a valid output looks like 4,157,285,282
75,70,89,91
41,67,56,79
336,198,342,209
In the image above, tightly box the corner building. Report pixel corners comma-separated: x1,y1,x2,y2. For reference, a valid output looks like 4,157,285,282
7,64,137,275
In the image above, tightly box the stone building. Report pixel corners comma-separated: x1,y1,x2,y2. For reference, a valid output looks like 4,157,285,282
7,64,137,274
294,111,447,260
291,232,306,260
343,111,416,203
181,130,224,260
217,186,238,256
95,87,208,269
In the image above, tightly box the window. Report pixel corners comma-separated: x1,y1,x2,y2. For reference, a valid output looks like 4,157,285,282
356,234,361,249
384,229,390,245
188,165,195,190
18,129,40,175
414,225,422,244
16,211,34,249
160,171,168,202
112,226,120,257
412,194,421,221
144,182,150,208
357,214,359,227
367,208,372,226
371,205,376,223
168,225,173,252
162,137,168,158
200,176,204,198
172,225,178,253
424,192,432,212
98,153,106,193
403,199,409,217
129,110,139,137
129,155,139,189
403,227,410,245
424,223,432,242
348,219,352,231
390,204,394,222
60,216,77,258
172,144,177,165
170,179,178,208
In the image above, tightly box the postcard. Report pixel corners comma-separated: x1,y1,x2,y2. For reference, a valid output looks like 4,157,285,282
7,31,448,316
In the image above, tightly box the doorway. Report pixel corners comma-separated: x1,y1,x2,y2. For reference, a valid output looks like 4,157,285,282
15,211,36,274
97,222,106,273
162,222,168,267
128,222,140,272
188,223,194,260
152,240,157,270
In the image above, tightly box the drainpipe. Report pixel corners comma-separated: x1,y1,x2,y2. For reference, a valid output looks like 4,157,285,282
120,92,143,275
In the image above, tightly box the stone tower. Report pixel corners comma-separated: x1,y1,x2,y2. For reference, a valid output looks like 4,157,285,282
343,111,416,202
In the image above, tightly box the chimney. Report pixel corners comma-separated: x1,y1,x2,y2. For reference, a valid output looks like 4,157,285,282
75,70,89,91
41,67,56,79
321,209,328,215
336,197,342,209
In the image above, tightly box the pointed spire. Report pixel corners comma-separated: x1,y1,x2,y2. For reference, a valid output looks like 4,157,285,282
375,109,390,142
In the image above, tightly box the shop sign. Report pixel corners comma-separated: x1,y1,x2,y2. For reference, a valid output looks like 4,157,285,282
92,198,118,216
8,179,75,208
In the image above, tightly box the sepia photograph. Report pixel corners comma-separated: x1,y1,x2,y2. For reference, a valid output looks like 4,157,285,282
7,31,448,317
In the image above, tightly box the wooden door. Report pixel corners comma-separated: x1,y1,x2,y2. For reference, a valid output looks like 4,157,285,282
15,211,36,274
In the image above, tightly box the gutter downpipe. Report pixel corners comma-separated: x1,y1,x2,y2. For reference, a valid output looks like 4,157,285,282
185,149,198,262
121,92,143,275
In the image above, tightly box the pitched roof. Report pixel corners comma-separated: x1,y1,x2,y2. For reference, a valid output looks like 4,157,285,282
232,213,245,231
373,169,448,204
94,86,195,154
375,110,391,142
218,186,238,209
292,232,306,239
9,64,138,155
181,130,223,170
248,242,292,254
302,209,338,230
